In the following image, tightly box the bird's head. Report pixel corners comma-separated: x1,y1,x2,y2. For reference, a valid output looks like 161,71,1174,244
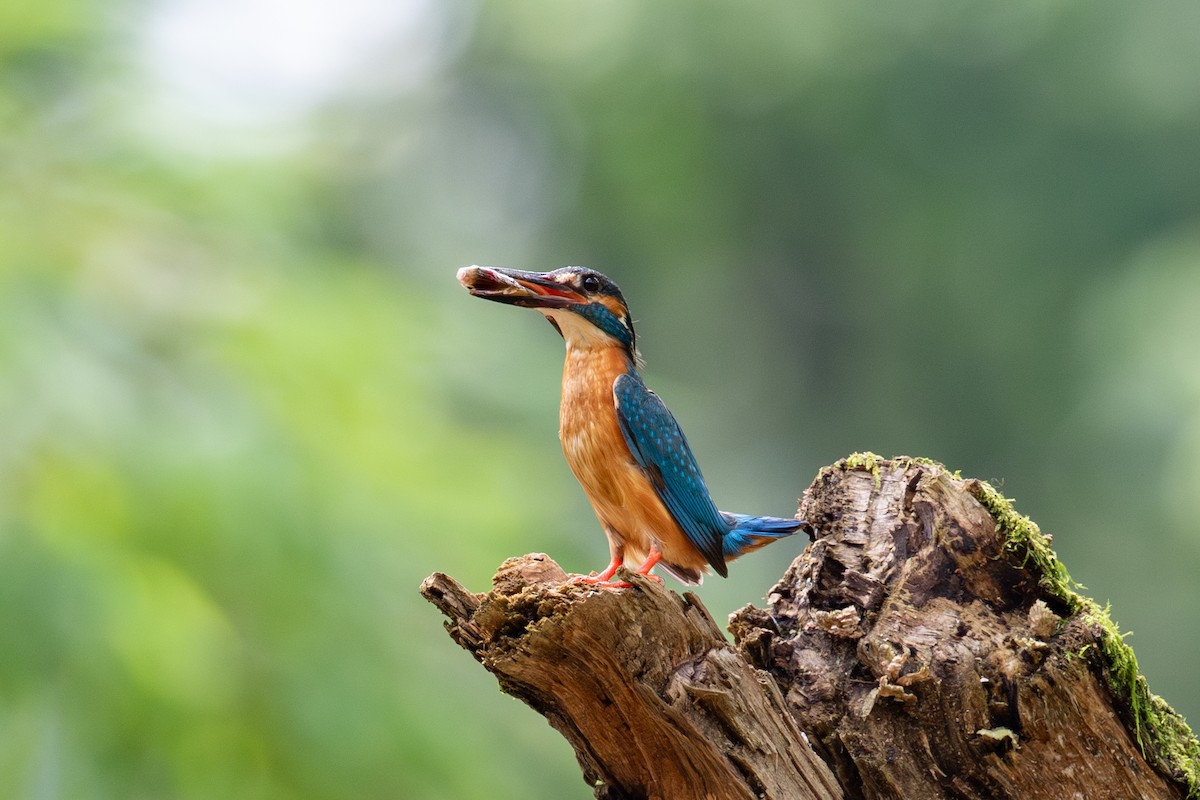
457,266,639,360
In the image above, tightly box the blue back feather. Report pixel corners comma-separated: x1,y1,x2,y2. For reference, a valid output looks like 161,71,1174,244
613,372,730,576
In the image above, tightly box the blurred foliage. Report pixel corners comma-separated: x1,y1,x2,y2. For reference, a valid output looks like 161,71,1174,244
1,0,1198,797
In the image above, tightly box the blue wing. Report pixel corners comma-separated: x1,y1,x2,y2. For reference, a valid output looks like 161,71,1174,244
613,372,729,576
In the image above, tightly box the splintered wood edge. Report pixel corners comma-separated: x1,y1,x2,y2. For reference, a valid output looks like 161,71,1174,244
420,553,843,800
419,572,486,650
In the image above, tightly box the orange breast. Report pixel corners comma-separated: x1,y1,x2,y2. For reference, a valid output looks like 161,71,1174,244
558,346,707,573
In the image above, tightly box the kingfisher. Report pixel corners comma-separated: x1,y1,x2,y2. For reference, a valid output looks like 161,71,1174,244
456,265,804,586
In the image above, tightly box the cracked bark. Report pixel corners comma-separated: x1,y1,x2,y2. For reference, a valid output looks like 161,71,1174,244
421,457,1196,800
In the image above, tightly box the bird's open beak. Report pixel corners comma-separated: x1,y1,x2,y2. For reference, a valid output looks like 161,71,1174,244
457,266,585,309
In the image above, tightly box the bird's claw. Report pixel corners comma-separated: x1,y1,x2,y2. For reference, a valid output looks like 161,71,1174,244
567,573,628,589
567,573,608,585
566,572,661,589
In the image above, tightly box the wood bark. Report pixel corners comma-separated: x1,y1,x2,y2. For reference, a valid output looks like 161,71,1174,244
421,457,1197,800
421,554,842,800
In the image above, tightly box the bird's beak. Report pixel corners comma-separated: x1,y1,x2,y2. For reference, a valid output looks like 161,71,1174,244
456,266,585,309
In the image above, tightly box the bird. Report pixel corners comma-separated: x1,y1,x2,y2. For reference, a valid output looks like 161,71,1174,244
456,265,805,586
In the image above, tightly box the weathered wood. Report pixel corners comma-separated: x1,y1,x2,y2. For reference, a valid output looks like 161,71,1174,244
421,457,1200,800
730,456,1193,800
420,554,843,800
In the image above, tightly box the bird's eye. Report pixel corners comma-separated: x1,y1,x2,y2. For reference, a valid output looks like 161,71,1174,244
582,274,602,293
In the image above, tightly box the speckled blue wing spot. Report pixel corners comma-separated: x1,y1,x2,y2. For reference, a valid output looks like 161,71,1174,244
613,372,728,576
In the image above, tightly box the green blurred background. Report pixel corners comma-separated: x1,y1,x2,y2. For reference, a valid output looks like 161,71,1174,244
3,0,1199,797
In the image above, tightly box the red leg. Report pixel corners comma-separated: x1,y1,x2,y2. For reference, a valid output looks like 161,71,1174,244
587,547,665,588
569,534,626,585
633,545,665,583
568,556,623,584
569,541,665,589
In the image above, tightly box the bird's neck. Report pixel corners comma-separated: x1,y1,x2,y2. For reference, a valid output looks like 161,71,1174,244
560,342,635,406
540,307,638,364
558,343,633,489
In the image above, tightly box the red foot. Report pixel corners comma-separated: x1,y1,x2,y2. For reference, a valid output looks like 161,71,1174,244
595,580,633,589
570,573,661,589
566,548,666,589
567,557,623,585
633,547,664,581
569,574,623,586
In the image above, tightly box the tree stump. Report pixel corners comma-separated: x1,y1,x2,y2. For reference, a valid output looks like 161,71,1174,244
421,456,1200,800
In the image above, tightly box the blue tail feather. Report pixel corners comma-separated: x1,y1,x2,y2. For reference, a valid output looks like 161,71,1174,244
721,513,804,558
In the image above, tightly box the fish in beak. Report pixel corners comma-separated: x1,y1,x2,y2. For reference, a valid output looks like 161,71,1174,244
456,266,586,309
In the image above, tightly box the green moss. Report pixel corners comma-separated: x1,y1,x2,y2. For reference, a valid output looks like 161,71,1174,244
966,478,1200,798
842,451,883,488
830,453,1200,794
895,455,962,479
1080,604,1200,795
844,454,963,485
968,479,1076,609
